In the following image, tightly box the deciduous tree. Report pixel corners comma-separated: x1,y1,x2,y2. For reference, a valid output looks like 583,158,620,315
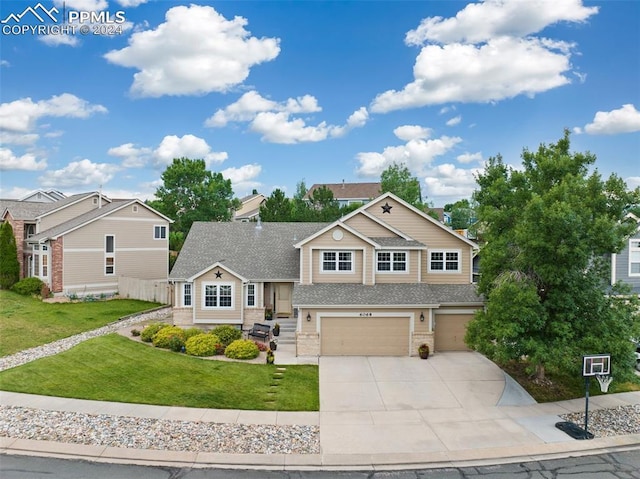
380,162,425,209
465,131,640,381
148,158,240,235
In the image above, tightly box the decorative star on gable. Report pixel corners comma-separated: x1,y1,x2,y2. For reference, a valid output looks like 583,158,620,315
215,271,223,278
381,202,392,214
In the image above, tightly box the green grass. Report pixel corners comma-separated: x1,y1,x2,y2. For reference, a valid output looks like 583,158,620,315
0,334,319,411
501,360,640,402
0,290,160,356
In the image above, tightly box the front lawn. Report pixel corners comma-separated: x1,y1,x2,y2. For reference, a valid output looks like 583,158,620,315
501,360,640,402
0,334,319,411
0,291,160,356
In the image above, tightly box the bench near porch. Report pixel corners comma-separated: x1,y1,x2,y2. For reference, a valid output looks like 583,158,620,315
247,323,271,341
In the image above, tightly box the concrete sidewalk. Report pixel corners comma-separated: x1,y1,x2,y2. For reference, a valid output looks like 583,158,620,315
1,350,639,471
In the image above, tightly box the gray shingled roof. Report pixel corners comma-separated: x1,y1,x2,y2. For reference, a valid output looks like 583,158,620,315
28,200,132,242
371,237,425,248
293,283,483,306
0,200,52,220
169,222,329,281
0,192,101,221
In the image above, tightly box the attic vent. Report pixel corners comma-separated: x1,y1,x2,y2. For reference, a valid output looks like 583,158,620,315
93,198,98,205
132,205,138,213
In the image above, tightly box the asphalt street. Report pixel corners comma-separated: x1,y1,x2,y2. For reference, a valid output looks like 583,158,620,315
1,450,639,478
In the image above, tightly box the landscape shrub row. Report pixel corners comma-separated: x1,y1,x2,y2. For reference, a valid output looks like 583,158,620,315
137,323,259,359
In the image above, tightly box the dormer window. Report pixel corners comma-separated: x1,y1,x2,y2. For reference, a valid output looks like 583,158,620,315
377,251,407,272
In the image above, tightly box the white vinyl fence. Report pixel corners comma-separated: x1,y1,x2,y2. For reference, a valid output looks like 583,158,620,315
118,276,173,304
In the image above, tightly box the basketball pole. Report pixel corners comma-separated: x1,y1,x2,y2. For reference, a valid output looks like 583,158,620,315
584,376,590,439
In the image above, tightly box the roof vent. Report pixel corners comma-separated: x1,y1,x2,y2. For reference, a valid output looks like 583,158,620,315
255,216,262,230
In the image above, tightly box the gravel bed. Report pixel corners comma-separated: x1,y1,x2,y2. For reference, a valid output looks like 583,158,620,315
0,405,319,454
560,404,640,437
0,307,171,372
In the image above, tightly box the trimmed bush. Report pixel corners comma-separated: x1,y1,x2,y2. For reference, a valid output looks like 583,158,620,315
10,277,44,296
152,326,186,350
184,328,204,340
253,341,269,352
140,322,170,343
224,339,260,360
185,333,221,357
211,325,242,347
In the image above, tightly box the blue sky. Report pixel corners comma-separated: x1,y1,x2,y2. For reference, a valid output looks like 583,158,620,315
1,0,638,207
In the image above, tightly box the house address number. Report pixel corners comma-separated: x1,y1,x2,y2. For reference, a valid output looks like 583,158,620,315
359,312,373,317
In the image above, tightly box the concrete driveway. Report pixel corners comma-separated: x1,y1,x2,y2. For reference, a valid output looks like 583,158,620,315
320,352,507,412
318,352,558,461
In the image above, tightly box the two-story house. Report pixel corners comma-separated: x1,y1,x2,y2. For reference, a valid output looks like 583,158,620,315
1,191,172,297
610,212,640,295
304,182,381,207
169,192,482,356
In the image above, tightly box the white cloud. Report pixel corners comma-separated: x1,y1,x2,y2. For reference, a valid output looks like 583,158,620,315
0,93,107,133
356,134,462,177
583,104,640,135
205,91,320,127
209,91,366,144
394,125,432,141
39,33,80,47
53,0,108,10
221,163,262,195
39,159,118,188
446,115,462,126
115,0,149,6
405,0,598,45
457,152,483,164
108,142,152,167
0,148,47,171
1,60,10,67
250,112,331,144
422,163,482,204
152,134,227,167
626,177,640,190
371,37,572,112
104,4,280,97
0,131,39,146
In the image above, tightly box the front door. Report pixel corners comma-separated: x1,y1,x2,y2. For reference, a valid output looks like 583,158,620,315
275,283,292,317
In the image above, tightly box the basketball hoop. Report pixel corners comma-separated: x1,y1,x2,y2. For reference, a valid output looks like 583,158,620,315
595,374,613,393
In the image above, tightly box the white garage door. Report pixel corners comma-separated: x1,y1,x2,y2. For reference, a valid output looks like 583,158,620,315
321,316,410,356
434,314,472,351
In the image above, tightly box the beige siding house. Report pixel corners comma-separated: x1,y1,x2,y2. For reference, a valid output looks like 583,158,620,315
169,192,483,357
1,191,171,297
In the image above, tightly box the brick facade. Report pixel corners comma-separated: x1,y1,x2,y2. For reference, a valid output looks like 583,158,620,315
51,237,63,293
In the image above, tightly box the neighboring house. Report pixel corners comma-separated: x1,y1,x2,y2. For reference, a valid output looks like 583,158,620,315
20,189,66,203
169,192,483,356
1,191,172,296
234,193,266,222
305,181,381,207
610,212,640,295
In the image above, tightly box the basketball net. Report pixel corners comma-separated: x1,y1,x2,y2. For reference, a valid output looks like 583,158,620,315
595,375,612,393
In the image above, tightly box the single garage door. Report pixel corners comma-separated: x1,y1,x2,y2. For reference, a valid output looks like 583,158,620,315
321,316,410,356
434,314,472,351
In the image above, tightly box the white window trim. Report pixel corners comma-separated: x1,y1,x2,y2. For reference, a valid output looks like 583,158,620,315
154,225,167,240
202,282,234,310
182,283,192,307
629,239,640,277
246,283,256,307
105,235,115,276
320,250,354,273
376,250,409,273
428,249,461,273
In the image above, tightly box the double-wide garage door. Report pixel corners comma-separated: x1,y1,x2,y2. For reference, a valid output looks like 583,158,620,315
434,314,473,351
321,316,410,356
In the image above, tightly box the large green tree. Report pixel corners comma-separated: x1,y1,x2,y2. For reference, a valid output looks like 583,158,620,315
465,131,640,381
380,162,425,209
148,158,240,235
260,188,293,222
0,222,20,289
